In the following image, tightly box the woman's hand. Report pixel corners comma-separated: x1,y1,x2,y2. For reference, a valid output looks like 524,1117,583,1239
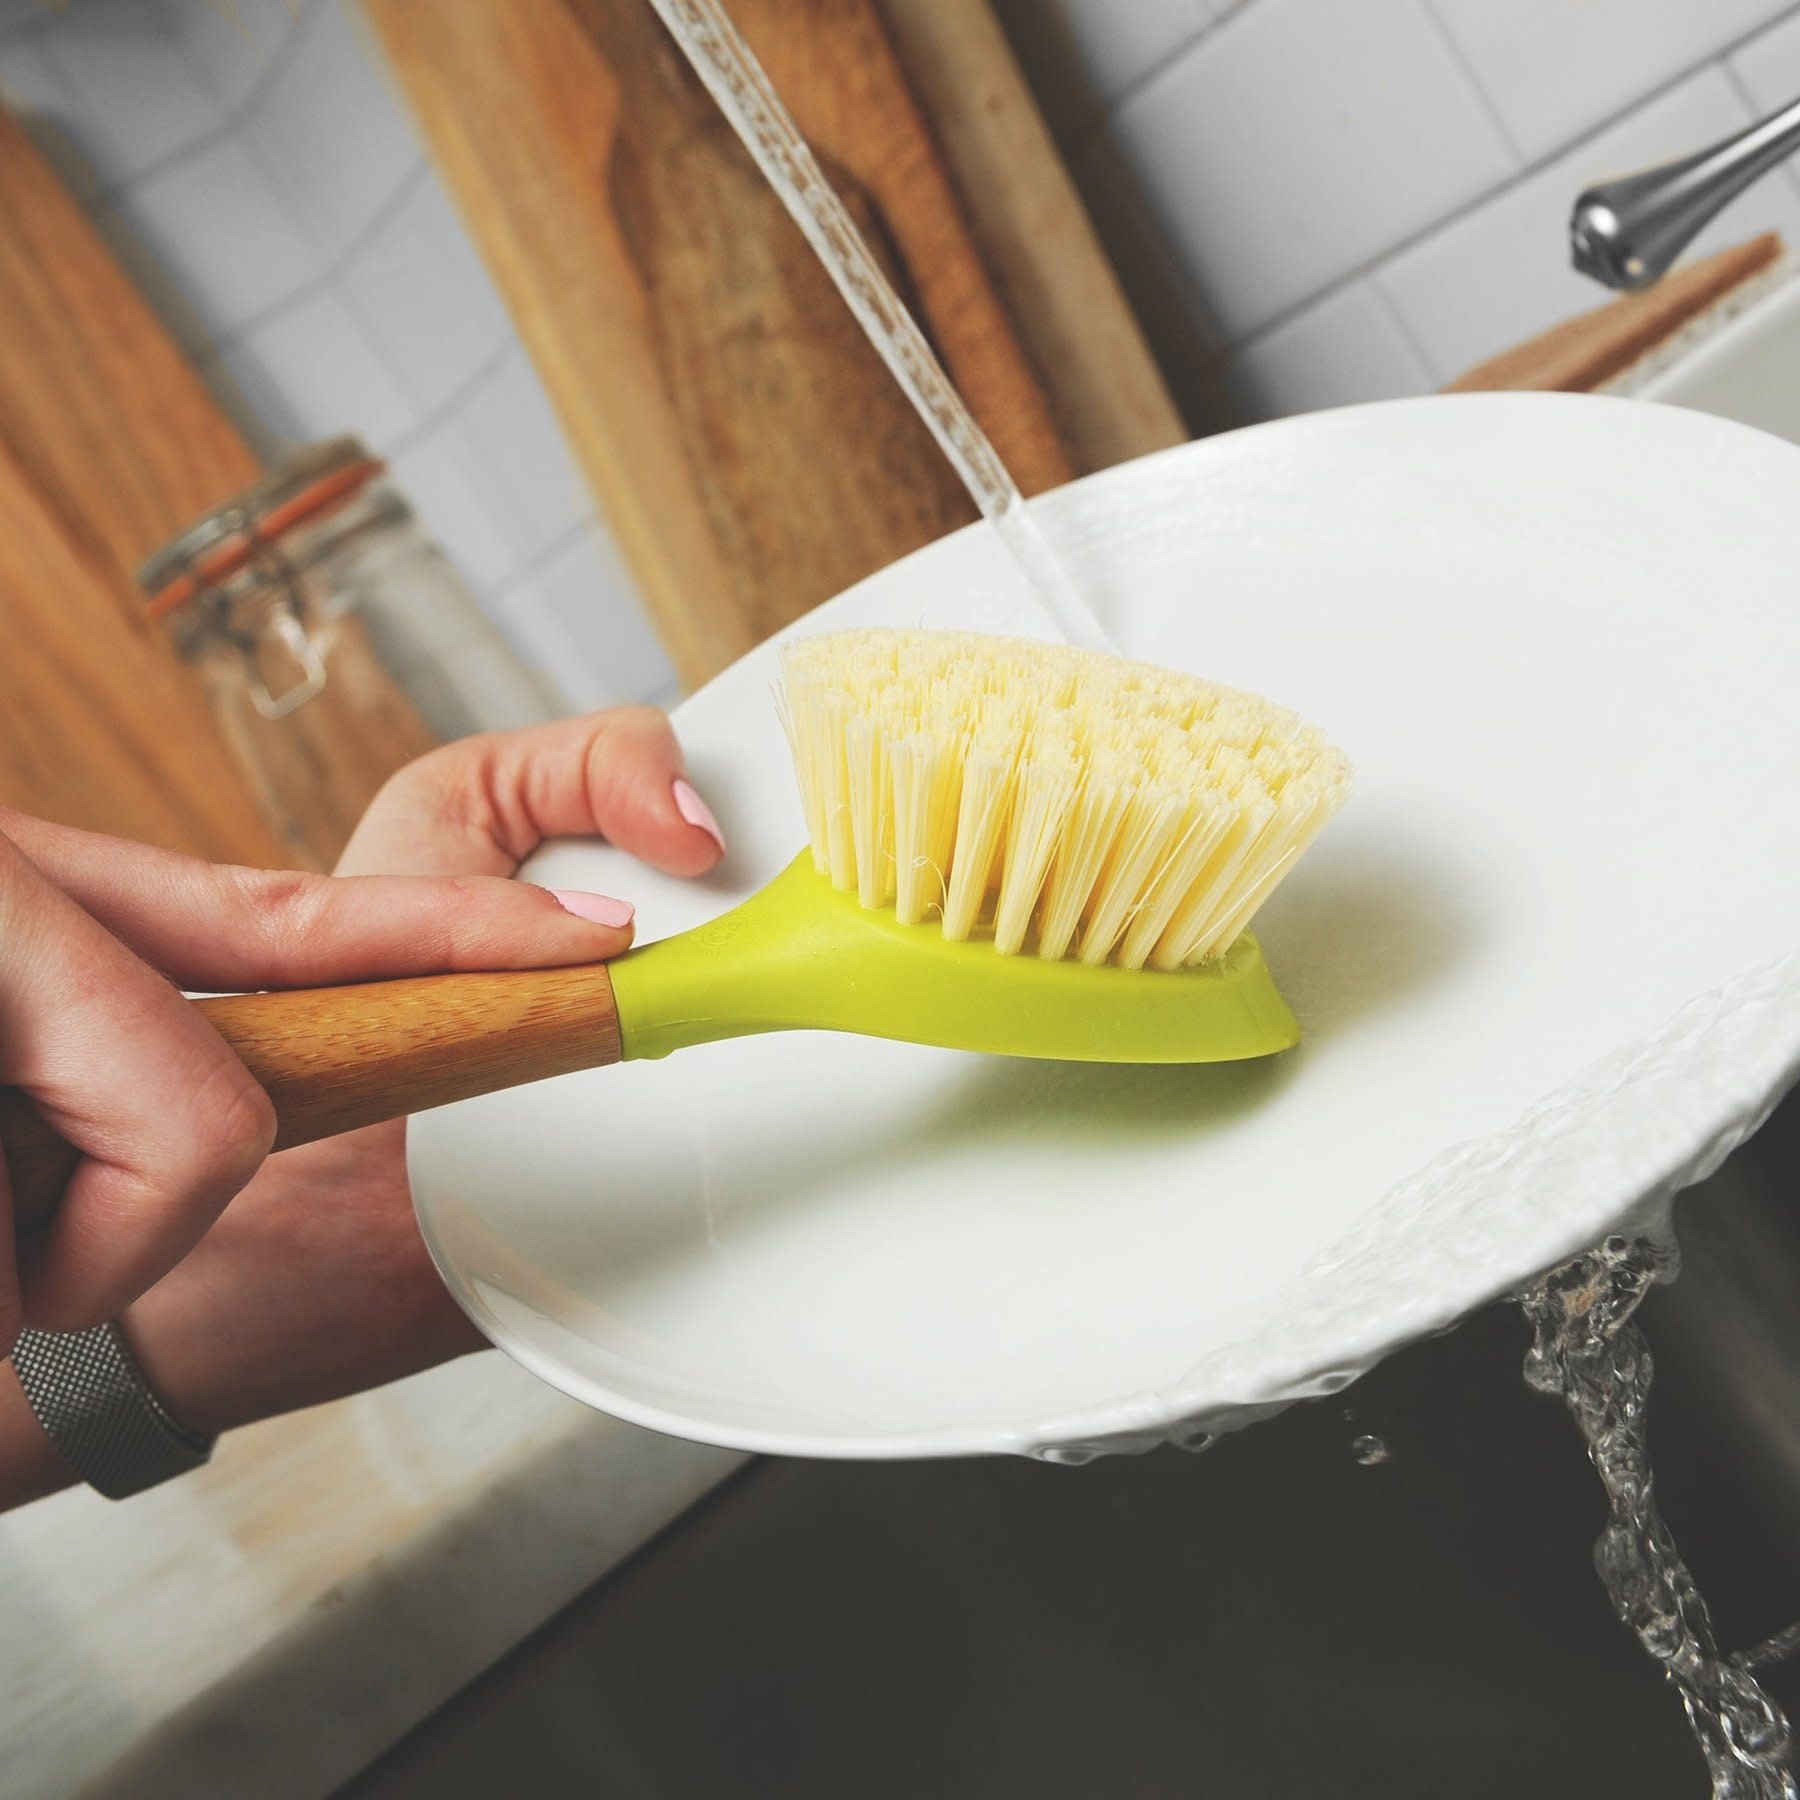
115,707,724,1437
0,782,661,1344
0,706,724,1504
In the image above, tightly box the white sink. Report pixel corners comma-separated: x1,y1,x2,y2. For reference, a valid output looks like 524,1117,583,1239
1633,259,1800,441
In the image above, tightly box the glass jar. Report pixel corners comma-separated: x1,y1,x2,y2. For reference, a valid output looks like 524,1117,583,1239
140,437,559,869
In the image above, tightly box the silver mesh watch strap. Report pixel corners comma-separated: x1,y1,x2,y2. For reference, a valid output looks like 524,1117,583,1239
9,1322,214,1499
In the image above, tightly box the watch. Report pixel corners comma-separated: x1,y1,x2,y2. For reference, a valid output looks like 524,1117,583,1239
9,1321,215,1499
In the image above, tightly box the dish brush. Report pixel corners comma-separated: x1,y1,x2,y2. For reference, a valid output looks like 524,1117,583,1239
6,629,1348,1222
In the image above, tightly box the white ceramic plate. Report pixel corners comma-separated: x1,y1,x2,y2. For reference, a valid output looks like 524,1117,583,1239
411,394,1800,1460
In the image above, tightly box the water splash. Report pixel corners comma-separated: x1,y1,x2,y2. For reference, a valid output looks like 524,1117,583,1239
1521,1235,1795,1797
644,0,1111,653
1738,1623,1800,1675
1349,1433,1390,1466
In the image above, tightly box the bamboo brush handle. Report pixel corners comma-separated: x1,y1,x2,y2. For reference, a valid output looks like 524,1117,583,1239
1,965,624,1233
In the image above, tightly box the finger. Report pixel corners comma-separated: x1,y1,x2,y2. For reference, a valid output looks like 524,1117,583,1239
334,707,727,881
0,830,277,1329
0,813,637,990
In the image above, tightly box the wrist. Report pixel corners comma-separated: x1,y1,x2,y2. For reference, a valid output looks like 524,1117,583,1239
119,1206,487,1439
0,1355,77,1511
21,1129,488,1454
113,1302,237,1439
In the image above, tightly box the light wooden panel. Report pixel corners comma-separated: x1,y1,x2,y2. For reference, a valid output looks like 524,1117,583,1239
367,0,1174,687
0,430,291,864
875,0,1185,472
0,105,434,868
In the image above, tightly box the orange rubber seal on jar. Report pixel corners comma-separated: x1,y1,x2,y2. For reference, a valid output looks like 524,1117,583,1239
142,457,385,624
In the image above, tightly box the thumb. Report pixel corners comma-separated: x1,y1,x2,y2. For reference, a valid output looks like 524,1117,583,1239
336,707,728,881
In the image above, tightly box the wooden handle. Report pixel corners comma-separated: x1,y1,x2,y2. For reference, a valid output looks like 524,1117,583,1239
2,964,624,1233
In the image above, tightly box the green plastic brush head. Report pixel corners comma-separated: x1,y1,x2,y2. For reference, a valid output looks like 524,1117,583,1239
612,629,1349,1065
610,851,1301,1063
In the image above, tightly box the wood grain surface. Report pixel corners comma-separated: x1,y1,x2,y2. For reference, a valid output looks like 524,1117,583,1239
367,0,1179,686
0,432,290,863
0,104,435,869
875,0,1185,472
1445,232,1785,394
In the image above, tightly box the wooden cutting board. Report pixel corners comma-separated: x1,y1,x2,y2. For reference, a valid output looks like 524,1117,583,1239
874,0,1185,475
0,105,435,870
0,426,287,865
1444,233,1785,393
367,0,1183,688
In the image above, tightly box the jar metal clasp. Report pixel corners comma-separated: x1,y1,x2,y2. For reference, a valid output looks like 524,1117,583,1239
242,599,329,719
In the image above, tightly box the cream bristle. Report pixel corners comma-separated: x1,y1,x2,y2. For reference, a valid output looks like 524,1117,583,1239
777,629,1350,969
844,713,893,908
890,731,960,924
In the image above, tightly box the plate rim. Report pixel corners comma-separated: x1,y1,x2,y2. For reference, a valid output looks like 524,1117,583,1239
409,392,1800,1459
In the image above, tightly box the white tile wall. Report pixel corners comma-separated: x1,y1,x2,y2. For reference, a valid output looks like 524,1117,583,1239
211,286,420,454
1729,10,1800,122
0,0,673,719
244,0,416,259
456,344,596,569
1041,0,1212,120
106,138,316,348
1430,0,1794,164
386,428,521,598
1006,0,1800,425
37,0,218,179
497,525,682,714
1376,67,1800,383
994,0,1250,139
1225,282,1433,423
1108,0,1517,340
173,0,295,108
338,172,515,416
1068,125,1226,370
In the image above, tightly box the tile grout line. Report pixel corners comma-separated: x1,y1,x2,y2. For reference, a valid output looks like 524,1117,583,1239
1711,45,1800,221
384,358,600,607
382,332,518,462
485,517,599,612
1097,16,1222,120
1039,4,1229,149
185,1,442,366
1223,43,1787,360
321,153,434,271
82,0,322,208
174,158,432,377
1718,49,1777,122
1734,25,1800,217
1108,4,1800,364
1417,0,1527,167
1363,274,1443,387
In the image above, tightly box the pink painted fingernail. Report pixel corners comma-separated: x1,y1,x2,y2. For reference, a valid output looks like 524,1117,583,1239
672,777,726,854
548,889,634,928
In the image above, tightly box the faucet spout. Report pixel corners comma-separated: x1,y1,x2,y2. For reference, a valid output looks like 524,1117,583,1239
1570,96,1800,291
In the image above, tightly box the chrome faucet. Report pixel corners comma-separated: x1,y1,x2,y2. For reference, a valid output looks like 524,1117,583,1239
1570,96,1800,291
